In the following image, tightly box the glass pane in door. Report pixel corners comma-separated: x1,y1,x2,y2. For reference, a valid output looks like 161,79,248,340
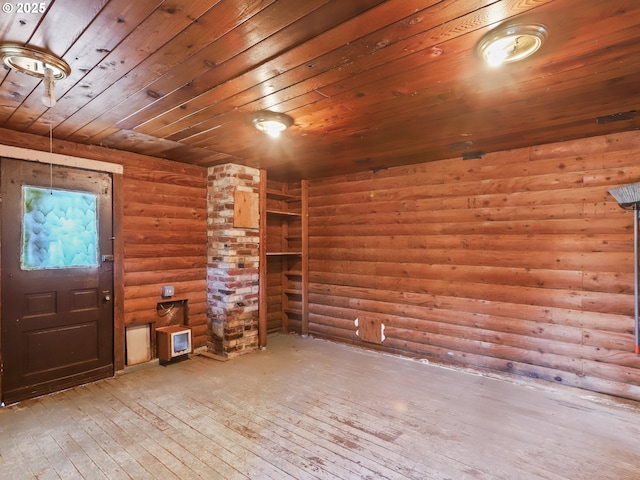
21,186,99,269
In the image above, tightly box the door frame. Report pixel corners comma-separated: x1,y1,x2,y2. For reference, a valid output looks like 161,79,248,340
0,145,125,402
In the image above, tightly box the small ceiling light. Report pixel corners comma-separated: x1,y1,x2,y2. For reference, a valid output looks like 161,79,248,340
0,44,71,107
476,24,548,67
252,111,293,138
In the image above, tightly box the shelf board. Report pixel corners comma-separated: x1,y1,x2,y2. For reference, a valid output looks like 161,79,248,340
266,209,302,217
266,251,302,256
284,307,302,316
284,289,302,295
266,189,299,201
284,270,303,276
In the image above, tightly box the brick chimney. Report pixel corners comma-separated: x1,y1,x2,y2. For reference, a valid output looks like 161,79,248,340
206,164,260,357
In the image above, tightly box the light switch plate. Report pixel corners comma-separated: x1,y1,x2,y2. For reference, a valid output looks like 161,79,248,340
162,285,174,297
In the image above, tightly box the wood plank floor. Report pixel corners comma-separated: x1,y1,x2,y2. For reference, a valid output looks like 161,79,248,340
1,334,640,479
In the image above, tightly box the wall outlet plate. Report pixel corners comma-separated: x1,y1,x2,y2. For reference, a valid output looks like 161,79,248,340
162,285,174,297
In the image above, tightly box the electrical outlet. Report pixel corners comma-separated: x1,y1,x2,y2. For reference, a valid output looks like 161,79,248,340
162,285,174,297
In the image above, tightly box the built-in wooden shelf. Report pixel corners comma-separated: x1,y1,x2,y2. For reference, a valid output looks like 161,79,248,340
259,173,309,345
266,209,302,217
266,189,299,201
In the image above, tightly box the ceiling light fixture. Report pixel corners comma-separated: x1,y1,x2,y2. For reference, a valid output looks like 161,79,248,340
476,24,548,67
0,44,71,107
252,111,293,138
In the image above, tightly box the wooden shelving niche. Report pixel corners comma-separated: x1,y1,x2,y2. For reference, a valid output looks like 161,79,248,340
258,172,308,348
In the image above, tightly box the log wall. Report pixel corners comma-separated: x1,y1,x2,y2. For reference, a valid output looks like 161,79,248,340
122,159,208,350
308,130,640,401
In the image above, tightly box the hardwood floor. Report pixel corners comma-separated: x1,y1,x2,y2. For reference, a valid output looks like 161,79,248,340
1,334,639,479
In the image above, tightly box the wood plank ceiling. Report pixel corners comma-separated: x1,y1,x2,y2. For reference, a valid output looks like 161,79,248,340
0,0,639,181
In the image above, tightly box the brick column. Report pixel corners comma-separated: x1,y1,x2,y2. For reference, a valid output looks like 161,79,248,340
206,164,260,357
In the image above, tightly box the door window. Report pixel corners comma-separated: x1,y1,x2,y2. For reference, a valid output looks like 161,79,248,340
22,186,99,270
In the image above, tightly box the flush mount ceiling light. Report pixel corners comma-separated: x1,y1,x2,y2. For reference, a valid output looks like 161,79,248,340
476,24,548,67
0,44,71,107
252,111,293,138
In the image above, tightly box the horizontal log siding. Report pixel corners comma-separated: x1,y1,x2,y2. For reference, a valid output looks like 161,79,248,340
122,161,208,348
308,131,640,401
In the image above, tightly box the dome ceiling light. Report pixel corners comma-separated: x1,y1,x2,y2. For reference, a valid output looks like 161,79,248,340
0,44,71,107
476,24,548,67
252,111,293,138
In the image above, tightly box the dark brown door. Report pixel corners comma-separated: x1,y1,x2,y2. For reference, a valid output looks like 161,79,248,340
1,158,114,405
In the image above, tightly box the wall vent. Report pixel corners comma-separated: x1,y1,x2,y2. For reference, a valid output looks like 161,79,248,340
596,110,636,124
463,151,485,160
